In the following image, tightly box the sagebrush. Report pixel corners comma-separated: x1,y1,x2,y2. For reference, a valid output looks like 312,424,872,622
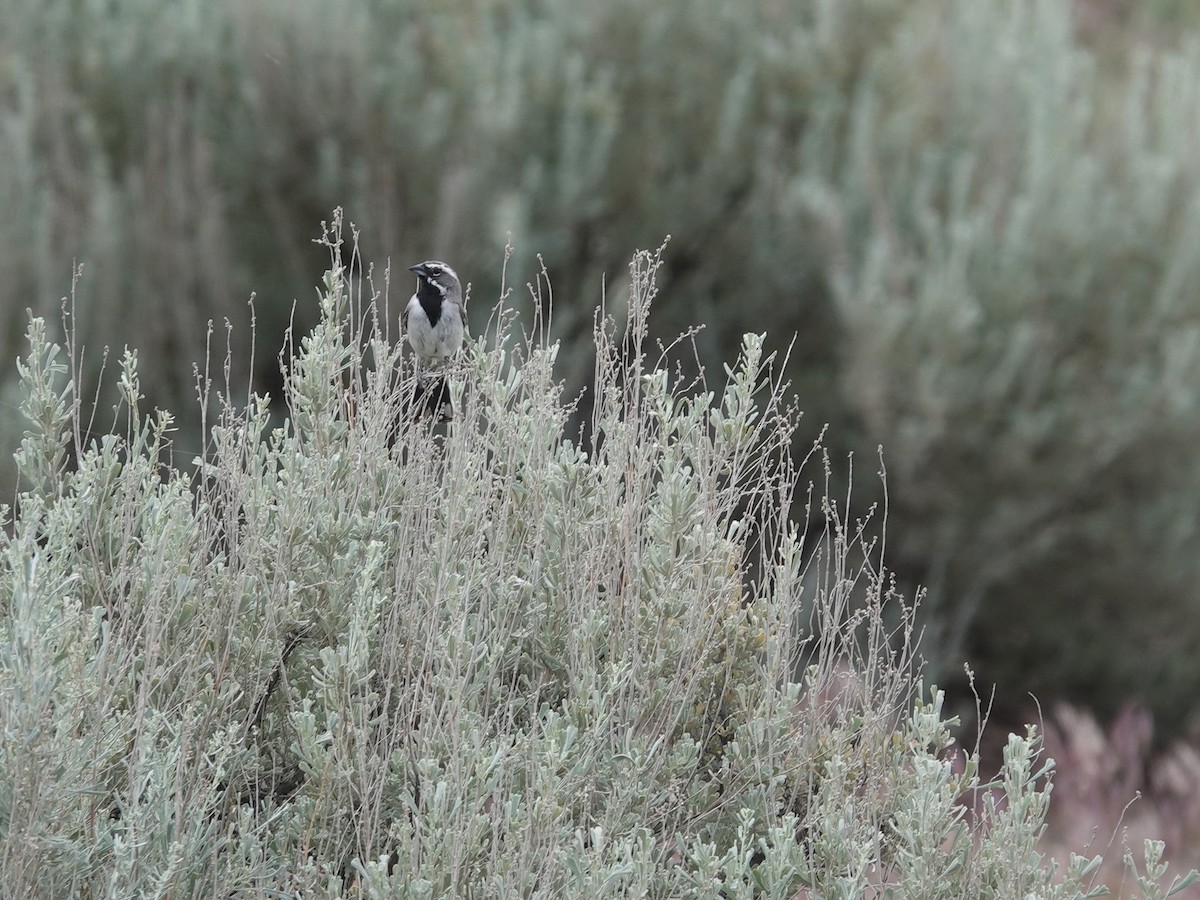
1,221,1195,897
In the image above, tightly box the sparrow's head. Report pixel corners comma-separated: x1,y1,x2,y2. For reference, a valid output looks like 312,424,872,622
408,260,461,297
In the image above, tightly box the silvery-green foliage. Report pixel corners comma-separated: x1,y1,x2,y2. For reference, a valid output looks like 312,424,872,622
12,316,72,501
808,1,1200,703
8,0,1200,720
1,224,1192,896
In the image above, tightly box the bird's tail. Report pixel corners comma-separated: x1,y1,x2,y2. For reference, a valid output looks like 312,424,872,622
405,373,453,423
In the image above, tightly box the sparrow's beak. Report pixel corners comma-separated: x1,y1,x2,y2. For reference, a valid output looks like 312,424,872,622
408,264,427,277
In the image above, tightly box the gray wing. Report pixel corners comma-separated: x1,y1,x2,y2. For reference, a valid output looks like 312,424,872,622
402,294,418,334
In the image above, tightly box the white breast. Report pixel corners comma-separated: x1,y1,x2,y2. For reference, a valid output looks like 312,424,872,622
406,295,465,364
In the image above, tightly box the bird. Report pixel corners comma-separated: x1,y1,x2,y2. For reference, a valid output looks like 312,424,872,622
404,260,466,368
404,260,466,420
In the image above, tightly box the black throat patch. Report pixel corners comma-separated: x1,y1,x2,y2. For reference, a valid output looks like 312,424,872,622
416,279,446,325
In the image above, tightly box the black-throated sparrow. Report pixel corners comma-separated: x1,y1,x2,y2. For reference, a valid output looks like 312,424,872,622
405,260,466,368
404,260,466,420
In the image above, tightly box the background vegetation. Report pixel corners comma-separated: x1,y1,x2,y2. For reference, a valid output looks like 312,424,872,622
5,0,1200,857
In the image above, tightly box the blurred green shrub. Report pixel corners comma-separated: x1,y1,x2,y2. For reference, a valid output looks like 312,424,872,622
4,0,1200,732
805,2,1200,724
5,229,1194,896
1,0,922,421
